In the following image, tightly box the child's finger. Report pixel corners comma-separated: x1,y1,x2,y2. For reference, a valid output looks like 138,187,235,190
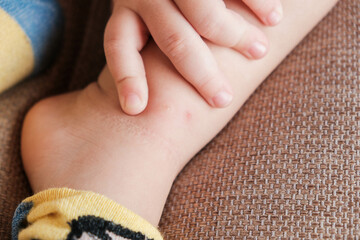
242,0,283,26
174,0,269,59
104,7,149,115
138,1,233,108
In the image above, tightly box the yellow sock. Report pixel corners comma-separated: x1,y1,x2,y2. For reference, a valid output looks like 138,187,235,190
12,188,163,240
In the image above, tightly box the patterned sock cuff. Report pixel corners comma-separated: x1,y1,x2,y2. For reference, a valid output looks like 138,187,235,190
12,188,163,240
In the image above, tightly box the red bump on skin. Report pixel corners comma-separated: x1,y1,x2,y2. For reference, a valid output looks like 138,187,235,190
184,110,192,122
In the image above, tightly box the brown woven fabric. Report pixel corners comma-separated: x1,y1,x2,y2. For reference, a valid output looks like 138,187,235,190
159,0,360,239
0,0,358,239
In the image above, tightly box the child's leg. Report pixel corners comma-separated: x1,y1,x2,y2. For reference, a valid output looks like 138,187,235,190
18,0,338,239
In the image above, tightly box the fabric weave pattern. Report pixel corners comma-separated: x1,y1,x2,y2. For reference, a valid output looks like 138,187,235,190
159,0,360,238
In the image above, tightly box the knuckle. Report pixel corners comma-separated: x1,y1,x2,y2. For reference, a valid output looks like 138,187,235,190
230,14,252,48
196,12,223,40
162,32,189,62
197,72,218,93
114,76,127,85
104,39,122,56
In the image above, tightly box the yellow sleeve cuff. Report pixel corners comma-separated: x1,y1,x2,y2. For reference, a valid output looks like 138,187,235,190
13,188,163,240
0,8,34,94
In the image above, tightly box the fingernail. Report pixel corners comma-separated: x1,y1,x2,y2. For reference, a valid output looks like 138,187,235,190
212,91,233,108
267,9,282,25
248,42,267,59
123,93,144,115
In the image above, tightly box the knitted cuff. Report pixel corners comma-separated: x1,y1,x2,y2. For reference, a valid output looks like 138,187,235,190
0,0,63,93
12,188,163,240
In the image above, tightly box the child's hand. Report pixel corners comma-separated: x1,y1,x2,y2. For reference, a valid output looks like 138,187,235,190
104,0,283,115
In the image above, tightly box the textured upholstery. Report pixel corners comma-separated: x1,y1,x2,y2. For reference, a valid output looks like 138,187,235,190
0,0,358,238
159,1,360,238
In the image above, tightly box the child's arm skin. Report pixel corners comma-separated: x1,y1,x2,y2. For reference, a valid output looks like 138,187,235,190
105,0,283,115
22,0,338,227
